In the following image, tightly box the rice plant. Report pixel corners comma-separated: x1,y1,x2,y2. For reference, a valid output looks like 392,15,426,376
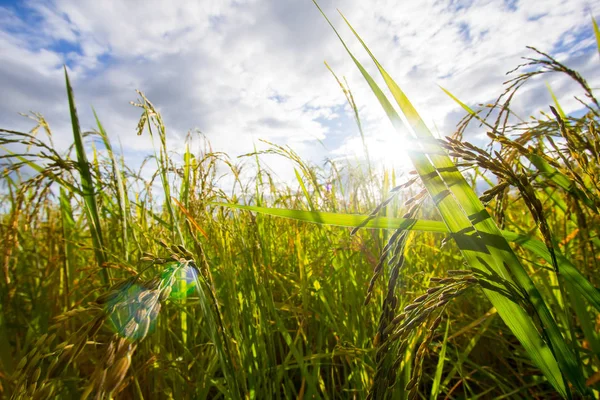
0,5,599,400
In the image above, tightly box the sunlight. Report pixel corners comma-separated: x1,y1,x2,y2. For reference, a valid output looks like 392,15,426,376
335,124,417,173
3,1,598,398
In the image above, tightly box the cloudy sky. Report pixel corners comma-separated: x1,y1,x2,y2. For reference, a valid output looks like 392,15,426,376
1,0,599,185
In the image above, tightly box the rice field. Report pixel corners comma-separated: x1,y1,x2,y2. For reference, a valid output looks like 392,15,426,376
0,8,599,400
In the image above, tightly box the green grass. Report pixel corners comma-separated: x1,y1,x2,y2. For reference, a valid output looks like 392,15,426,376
0,8,599,400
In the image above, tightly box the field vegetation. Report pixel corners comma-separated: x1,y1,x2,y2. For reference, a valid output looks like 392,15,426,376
0,7,599,400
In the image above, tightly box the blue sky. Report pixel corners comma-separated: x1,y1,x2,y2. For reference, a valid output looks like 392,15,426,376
1,0,599,187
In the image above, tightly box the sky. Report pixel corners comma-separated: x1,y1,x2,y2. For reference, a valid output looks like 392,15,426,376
1,0,599,189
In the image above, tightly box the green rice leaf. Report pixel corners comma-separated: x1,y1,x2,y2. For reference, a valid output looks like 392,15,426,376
94,109,130,261
64,67,109,285
439,86,477,117
546,83,567,120
294,168,316,211
593,16,600,58
336,13,588,395
211,203,448,232
430,317,450,400
306,5,590,395
59,187,76,297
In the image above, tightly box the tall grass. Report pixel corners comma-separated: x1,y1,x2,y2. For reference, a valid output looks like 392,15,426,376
0,8,599,400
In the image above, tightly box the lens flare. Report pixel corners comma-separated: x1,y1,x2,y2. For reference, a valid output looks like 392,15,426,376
102,262,198,341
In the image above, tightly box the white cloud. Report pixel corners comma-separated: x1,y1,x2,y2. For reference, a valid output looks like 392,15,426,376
1,0,599,189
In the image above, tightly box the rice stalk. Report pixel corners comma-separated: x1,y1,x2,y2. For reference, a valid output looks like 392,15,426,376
10,246,195,400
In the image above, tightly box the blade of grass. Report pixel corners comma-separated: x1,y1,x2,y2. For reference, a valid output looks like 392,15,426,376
59,187,76,305
441,311,496,391
308,5,589,395
211,202,448,232
546,83,567,120
295,168,316,211
566,283,600,358
430,317,450,400
191,267,242,400
181,143,192,208
94,109,130,262
64,67,109,286
333,11,589,395
593,16,600,58
215,203,600,314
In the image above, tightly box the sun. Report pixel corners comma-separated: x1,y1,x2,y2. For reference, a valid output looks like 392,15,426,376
335,124,416,174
